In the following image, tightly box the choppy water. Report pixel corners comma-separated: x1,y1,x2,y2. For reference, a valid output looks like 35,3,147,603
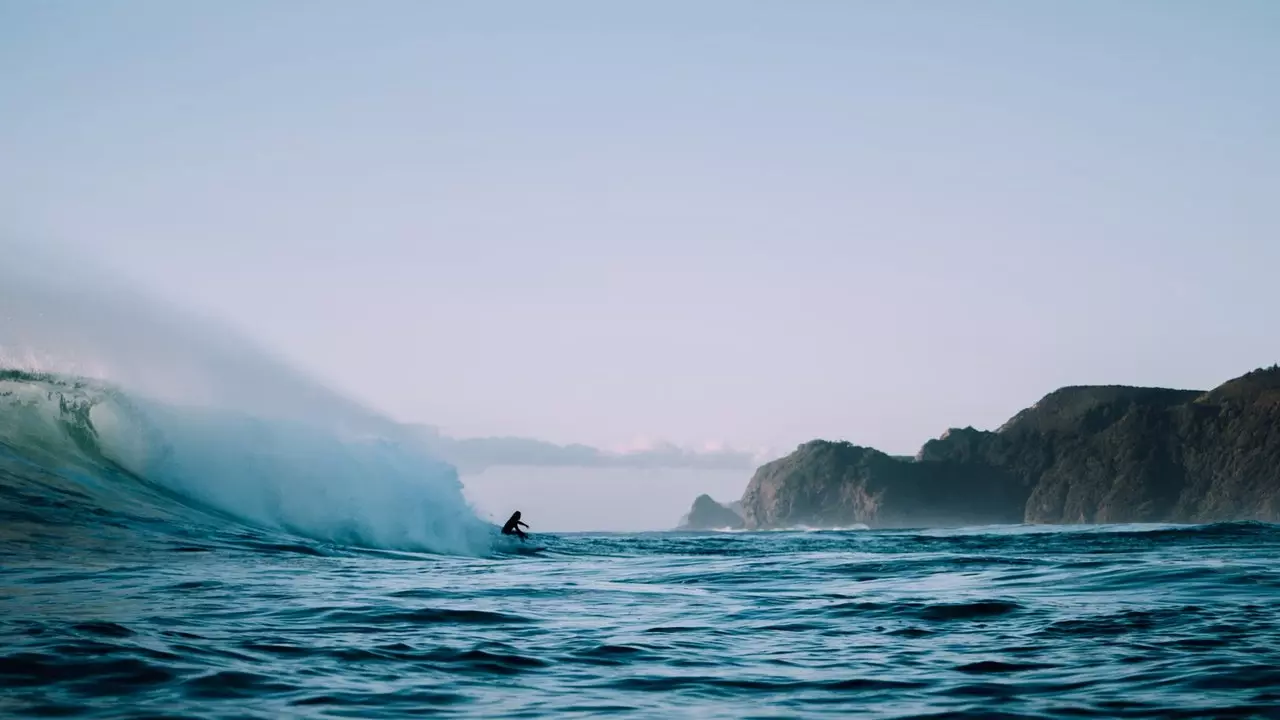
3,370,1280,718
5,522,1280,719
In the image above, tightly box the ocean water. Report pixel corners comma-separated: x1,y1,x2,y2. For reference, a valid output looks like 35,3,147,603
4,373,1280,719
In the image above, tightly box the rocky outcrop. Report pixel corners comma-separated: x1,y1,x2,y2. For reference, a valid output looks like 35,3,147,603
700,367,1280,529
678,494,745,530
739,441,1028,529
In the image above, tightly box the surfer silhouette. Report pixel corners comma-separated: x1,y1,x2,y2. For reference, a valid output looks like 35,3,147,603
502,511,530,541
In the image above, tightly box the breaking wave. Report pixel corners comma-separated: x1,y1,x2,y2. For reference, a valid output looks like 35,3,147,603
0,249,493,556
0,369,493,554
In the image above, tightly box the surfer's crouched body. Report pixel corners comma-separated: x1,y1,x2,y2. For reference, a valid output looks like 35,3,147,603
502,511,529,540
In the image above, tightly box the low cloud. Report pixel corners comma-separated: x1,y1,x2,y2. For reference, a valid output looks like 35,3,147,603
409,426,766,474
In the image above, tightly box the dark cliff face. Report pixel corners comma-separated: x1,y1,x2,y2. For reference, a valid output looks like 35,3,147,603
739,441,1028,529
732,367,1280,529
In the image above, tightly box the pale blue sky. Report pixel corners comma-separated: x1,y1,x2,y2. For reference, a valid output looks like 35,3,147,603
3,1,1278,455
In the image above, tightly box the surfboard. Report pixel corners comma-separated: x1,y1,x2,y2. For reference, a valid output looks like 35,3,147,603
492,531,550,555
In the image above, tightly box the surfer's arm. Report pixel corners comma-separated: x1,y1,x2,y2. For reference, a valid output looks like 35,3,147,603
518,520,530,528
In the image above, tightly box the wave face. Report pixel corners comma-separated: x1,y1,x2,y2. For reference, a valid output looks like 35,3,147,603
0,369,491,555
0,253,492,556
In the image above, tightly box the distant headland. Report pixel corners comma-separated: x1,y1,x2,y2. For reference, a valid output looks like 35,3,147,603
679,366,1280,530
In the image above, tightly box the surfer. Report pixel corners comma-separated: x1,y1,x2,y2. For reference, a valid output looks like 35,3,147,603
502,511,530,541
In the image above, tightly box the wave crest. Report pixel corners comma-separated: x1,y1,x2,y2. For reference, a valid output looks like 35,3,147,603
0,369,493,555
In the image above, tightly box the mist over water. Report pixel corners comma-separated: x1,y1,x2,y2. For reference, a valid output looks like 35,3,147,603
1,245,380,424
0,245,493,555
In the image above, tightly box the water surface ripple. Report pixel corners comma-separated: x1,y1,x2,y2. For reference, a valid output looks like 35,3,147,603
4,524,1280,718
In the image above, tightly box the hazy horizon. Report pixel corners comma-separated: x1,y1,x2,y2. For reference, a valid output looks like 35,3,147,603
4,1,1278,463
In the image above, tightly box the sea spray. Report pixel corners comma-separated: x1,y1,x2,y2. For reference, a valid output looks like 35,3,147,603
0,245,493,554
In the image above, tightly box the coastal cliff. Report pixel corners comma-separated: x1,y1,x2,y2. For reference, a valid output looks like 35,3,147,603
680,367,1280,529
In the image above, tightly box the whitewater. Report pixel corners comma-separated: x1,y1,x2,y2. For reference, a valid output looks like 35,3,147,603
0,251,499,557
4,258,1280,718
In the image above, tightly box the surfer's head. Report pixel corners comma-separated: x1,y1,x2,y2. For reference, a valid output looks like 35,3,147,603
512,511,521,519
